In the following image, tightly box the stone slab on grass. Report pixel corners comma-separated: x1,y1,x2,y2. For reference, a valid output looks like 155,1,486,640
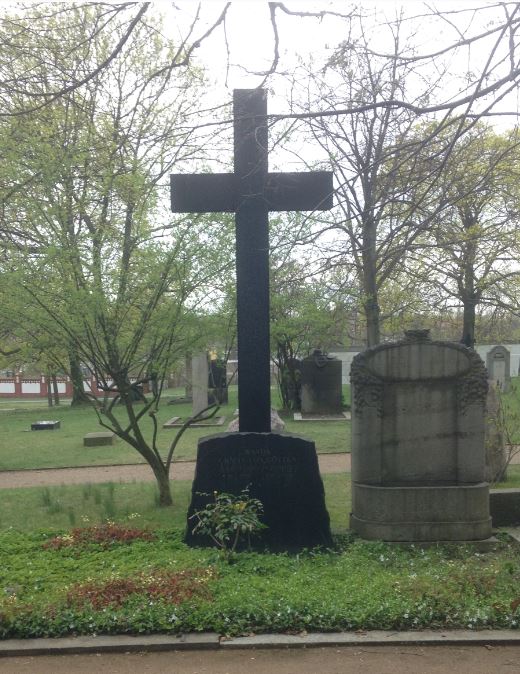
162,417,181,428
31,420,60,431
293,411,350,421
83,432,116,447
163,416,226,428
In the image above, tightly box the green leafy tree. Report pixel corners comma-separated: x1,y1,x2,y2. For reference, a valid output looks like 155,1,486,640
0,4,226,505
400,123,520,347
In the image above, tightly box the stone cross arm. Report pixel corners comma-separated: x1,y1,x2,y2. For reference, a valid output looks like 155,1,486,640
170,171,333,214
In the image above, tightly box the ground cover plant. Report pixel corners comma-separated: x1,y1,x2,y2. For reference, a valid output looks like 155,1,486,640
0,471,519,639
1,524,520,639
0,385,352,470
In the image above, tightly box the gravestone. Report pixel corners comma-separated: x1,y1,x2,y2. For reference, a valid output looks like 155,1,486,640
486,345,510,392
83,431,115,447
350,329,492,542
208,359,228,404
191,353,209,416
171,89,333,549
31,420,60,430
300,350,342,415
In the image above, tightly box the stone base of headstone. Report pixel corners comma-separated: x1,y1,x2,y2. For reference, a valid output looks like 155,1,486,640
83,431,115,447
185,432,332,551
31,420,60,431
350,482,492,541
163,416,226,428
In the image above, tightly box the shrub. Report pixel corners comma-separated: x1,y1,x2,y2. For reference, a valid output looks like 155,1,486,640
190,488,266,560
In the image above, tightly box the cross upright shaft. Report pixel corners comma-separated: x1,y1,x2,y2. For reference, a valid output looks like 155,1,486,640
171,89,333,433
233,90,270,433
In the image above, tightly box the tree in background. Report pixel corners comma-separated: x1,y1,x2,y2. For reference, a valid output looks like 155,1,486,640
400,123,520,347
0,4,227,505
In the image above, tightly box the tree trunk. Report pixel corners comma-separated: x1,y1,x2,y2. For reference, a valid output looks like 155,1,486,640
461,299,476,348
364,296,380,347
362,218,380,347
51,373,60,405
46,375,53,407
69,349,91,406
150,461,173,506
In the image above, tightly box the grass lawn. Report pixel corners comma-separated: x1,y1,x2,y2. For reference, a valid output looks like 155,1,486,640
0,385,351,470
0,470,519,639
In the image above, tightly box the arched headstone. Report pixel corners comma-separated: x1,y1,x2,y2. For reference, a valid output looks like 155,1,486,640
350,329,491,542
486,345,510,392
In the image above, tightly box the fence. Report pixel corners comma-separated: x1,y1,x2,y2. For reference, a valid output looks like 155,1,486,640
0,376,147,398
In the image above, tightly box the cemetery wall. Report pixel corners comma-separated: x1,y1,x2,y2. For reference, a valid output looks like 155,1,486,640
0,376,147,398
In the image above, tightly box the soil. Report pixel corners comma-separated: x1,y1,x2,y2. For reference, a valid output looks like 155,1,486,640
2,645,520,673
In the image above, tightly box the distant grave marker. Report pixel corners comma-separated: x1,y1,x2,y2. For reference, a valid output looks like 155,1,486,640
83,431,115,447
31,420,60,431
300,350,343,417
486,345,511,392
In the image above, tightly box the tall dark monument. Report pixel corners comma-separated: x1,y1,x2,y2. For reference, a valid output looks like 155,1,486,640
171,89,333,549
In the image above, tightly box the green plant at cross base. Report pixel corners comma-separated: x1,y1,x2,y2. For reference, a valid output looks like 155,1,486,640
190,489,266,559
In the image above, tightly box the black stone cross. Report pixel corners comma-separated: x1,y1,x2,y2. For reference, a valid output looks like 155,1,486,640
171,89,333,432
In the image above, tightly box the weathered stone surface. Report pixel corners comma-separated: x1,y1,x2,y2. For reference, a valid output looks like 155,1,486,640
83,431,115,447
31,420,60,431
191,353,209,417
351,483,491,541
227,408,284,433
350,329,491,541
185,432,332,550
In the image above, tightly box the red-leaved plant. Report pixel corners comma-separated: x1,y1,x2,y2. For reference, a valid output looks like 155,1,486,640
42,523,156,550
66,568,215,609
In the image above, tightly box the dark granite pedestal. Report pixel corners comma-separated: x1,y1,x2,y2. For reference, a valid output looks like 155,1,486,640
185,432,332,551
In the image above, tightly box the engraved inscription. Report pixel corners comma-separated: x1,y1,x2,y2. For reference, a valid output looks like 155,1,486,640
218,447,298,482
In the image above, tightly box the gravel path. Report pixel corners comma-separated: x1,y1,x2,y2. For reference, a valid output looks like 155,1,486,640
1,450,518,490
0,453,351,489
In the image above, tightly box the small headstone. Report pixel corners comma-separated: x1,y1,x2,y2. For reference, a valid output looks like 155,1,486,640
83,431,115,447
191,353,209,417
350,329,491,542
301,350,342,415
31,420,60,431
486,345,510,392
